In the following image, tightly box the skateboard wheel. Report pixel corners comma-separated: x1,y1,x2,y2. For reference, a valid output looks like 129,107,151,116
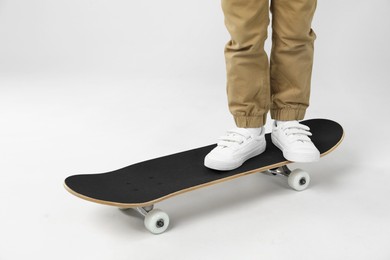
288,169,310,191
144,209,170,234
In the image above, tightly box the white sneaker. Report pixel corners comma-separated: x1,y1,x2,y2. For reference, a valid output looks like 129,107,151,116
204,127,266,171
271,120,320,162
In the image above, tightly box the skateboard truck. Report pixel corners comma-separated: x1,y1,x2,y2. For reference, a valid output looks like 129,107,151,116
135,205,154,216
265,165,292,177
262,165,311,191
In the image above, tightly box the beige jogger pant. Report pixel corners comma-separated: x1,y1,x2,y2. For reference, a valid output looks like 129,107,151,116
221,0,317,128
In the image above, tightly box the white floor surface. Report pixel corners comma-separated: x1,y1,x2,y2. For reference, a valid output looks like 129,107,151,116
1,75,390,260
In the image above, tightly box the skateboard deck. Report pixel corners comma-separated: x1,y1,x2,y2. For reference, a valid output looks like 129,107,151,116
64,118,343,234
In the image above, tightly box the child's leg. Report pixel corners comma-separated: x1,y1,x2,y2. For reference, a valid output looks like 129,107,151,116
269,0,319,163
221,0,270,128
269,0,317,121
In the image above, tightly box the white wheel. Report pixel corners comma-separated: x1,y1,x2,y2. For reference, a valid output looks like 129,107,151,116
288,169,310,191
144,209,170,234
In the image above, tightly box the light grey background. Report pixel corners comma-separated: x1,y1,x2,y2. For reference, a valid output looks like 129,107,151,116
1,0,390,259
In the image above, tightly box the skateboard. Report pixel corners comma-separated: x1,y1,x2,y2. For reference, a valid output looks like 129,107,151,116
64,118,344,234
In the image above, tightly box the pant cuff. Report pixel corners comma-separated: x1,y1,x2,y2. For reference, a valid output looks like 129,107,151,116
270,107,306,121
233,114,267,128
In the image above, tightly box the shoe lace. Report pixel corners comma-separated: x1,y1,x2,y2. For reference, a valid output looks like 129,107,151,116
280,121,312,143
217,128,251,148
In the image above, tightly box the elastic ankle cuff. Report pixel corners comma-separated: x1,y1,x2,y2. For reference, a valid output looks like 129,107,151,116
271,107,306,121
233,114,267,128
